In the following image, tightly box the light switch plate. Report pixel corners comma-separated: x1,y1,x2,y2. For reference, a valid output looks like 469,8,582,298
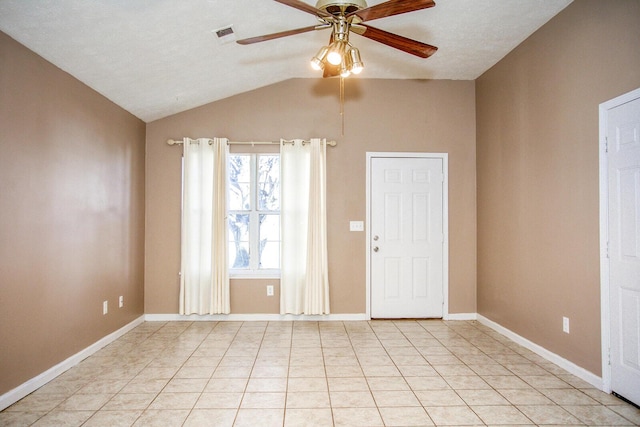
350,221,364,231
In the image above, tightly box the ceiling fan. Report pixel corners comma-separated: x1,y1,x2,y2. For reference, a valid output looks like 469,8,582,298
236,0,438,78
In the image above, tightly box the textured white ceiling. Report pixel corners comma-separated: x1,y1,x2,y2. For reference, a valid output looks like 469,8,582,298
0,0,572,122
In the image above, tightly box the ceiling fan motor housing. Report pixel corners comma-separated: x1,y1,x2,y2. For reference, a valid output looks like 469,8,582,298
316,0,368,15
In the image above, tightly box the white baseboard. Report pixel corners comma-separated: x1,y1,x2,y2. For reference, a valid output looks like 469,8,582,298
477,314,603,390
145,313,370,322
145,313,481,322
0,315,144,412
444,312,477,321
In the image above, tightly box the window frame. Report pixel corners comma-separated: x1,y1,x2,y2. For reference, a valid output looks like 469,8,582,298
228,152,280,278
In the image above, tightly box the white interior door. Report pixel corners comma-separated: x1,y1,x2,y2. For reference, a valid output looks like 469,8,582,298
607,94,640,406
370,156,444,318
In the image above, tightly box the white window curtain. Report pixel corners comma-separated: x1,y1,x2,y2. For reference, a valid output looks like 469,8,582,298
180,137,230,315
280,138,330,315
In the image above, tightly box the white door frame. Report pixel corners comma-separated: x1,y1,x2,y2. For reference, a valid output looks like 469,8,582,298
599,87,640,393
366,152,449,319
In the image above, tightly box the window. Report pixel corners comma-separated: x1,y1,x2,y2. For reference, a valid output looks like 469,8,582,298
228,153,280,276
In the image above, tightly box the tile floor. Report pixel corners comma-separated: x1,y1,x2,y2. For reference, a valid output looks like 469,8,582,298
1,320,639,426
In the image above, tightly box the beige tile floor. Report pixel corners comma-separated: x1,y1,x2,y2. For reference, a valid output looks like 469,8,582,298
1,320,639,426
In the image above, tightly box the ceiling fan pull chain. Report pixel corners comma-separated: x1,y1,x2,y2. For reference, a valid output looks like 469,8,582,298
340,76,345,136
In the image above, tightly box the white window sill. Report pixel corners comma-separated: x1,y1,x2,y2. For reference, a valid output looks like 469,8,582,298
230,271,280,280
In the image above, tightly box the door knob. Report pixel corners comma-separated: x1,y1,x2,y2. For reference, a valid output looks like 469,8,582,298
373,235,379,241
373,246,379,252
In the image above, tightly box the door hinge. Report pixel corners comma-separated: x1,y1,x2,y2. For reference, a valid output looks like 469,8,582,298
606,241,610,258
604,136,609,153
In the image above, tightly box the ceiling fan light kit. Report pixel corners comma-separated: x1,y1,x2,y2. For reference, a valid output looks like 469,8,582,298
237,0,438,79
310,46,329,70
348,47,364,74
327,41,346,65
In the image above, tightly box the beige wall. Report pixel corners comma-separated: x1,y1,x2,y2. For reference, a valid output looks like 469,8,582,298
145,79,477,315
476,0,640,376
0,32,146,395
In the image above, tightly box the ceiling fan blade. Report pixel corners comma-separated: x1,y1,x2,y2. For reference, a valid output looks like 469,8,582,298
346,0,435,22
274,0,332,18
236,25,327,45
353,25,437,58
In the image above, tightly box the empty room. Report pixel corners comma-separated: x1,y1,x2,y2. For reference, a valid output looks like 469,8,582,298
1,0,640,425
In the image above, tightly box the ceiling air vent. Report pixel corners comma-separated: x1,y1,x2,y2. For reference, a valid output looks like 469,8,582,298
213,25,236,44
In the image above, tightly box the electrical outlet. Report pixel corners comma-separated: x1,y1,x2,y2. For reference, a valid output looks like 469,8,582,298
266,285,274,296
119,296,124,308
103,300,108,315
563,316,570,334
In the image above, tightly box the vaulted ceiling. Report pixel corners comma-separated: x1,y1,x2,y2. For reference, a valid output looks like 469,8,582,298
0,0,573,122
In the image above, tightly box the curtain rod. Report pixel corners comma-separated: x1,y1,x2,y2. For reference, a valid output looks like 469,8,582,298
166,139,337,147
